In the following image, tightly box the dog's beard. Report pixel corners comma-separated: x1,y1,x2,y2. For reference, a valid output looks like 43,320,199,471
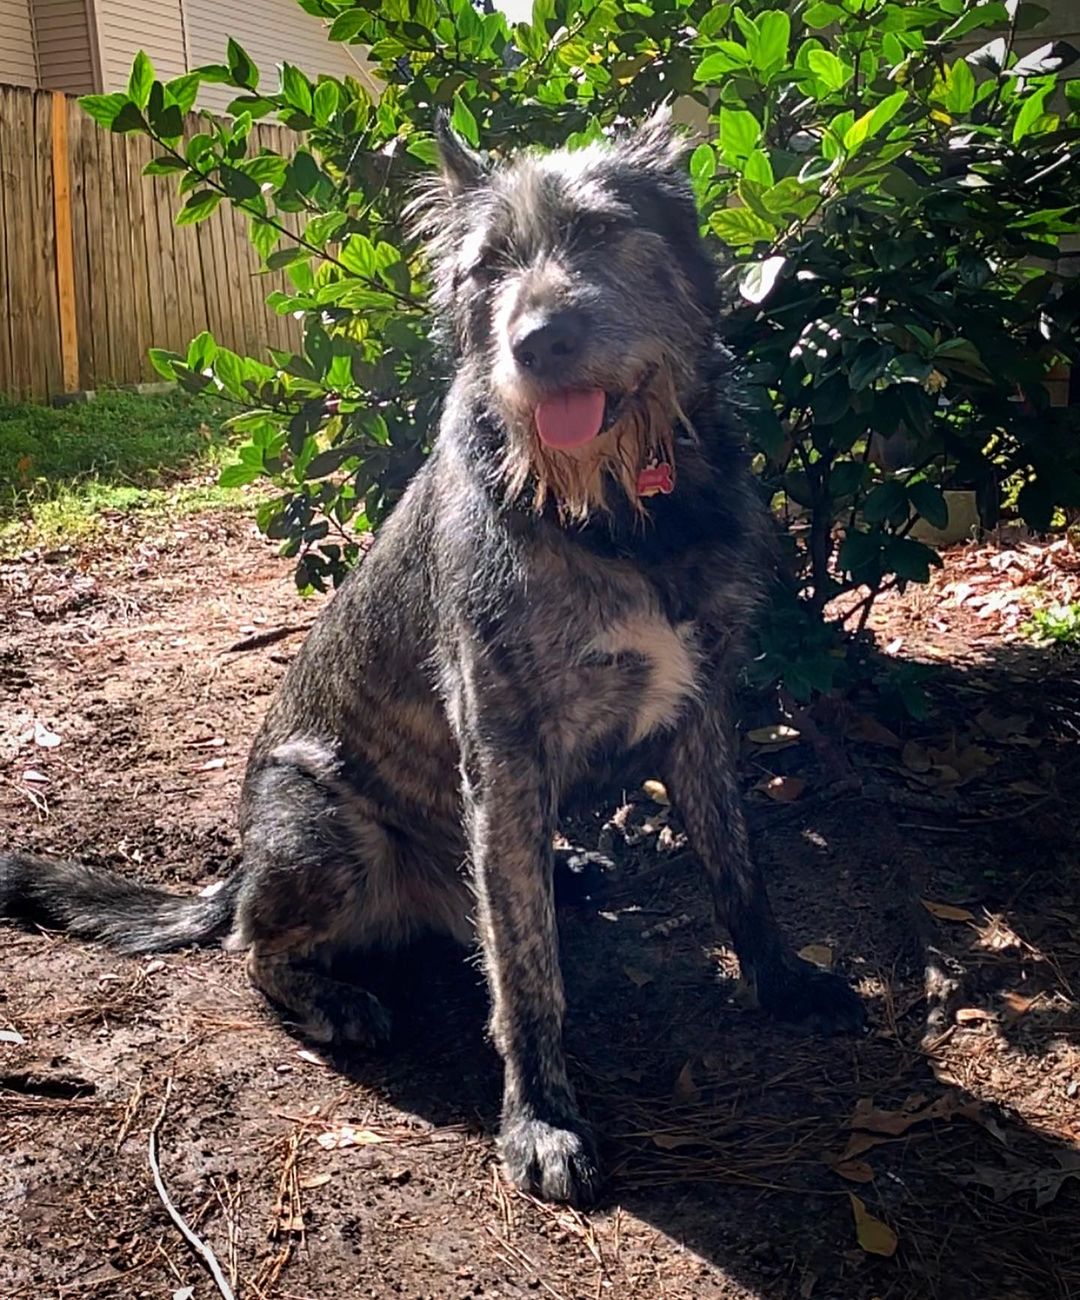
494,357,694,523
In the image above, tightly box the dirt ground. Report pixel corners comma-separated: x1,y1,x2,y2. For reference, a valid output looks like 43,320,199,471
1,508,1079,1300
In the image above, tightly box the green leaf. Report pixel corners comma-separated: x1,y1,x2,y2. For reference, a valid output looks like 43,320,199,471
148,347,181,380
744,149,775,186
718,107,761,160
176,190,223,226
943,58,976,114
1013,83,1052,142
340,233,376,278
863,480,908,524
281,63,313,115
313,80,340,127
328,10,369,41
451,92,480,148
166,72,200,115
908,481,949,530
227,38,259,91
695,42,751,81
79,93,130,129
267,247,311,271
803,1,844,26
754,10,790,72
885,536,941,583
807,48,852,92
219,460,264,489
709,206,776,247
128,51,154,110
143,155,186,176
690,143,716,181
739,255,787,304
843,90,908,152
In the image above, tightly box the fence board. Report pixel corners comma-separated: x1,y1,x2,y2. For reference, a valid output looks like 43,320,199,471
0,84,303,400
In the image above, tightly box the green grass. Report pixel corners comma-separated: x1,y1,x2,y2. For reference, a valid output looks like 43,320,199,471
0,389,256,554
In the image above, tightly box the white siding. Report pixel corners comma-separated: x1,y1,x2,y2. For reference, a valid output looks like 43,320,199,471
95,0,186,90
32,0,96,93
181,0,378,113
0,0,37,87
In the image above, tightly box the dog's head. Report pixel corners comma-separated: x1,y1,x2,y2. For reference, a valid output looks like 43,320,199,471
411,108,718,519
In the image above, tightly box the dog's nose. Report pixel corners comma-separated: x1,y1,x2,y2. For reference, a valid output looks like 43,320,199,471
510,311,586,375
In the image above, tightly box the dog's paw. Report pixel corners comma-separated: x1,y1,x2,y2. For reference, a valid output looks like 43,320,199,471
499,1115,601,1207
755,958,867,1036
304,987,393,1049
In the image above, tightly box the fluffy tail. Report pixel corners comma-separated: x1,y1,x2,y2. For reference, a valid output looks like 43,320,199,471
0,852,241,954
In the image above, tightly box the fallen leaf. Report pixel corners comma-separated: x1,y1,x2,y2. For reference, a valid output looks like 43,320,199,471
673,1060,700,1104
746,723,800,748
0,1028,26,1046
651,1132,701,1150
798,943,834,970
921,899,977,923
1007,780,1047,797
845,714,902,749
299,1173,332,1190
756,774,806,803
315,1126,388,1150
623,965,655,989
195,757,226,772
849,1194,898,1257
926,742,995,786
975,710,1031,740
829,1158,875,1184
902,741,932,773
955,1006,997,1025
841,1131,897,1160
33,721,62,748
958,1149,1080,1207
21,769,49,783
173,1288,195,1300
642,779,670,805
1002,991,1039,1019
297,1049,330,1068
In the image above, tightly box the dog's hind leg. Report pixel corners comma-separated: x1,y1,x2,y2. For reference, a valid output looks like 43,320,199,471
663,692,866,1035
231,742,396,1048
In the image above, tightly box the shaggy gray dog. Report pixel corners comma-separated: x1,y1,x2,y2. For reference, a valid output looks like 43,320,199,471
1,109,864,1207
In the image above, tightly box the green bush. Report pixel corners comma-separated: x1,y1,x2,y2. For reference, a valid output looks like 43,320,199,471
81,0,1080,696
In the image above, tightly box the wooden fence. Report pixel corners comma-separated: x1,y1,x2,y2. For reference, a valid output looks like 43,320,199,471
0,83,302,402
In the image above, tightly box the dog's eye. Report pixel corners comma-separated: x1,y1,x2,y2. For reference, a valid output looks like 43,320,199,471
587,219,610,240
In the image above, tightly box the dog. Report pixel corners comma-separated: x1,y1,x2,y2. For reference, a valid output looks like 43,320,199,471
0,108,864,1207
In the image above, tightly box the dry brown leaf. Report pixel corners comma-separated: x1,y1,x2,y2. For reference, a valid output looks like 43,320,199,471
315,1126,388,1151
975,710,1031,740
651,1132,700,1150
797,943,834,970
33,721,62,749
921,898,977,923
849,1194,898,1257
926,742,995,786
901,741,932,773
830,1158,875,1184
642,779,670,805
195,757,227,772
673,1060,700,1104
1001,991,1039,1019
297,1049,330,1068
958,1150,1080,1207
623,965,655,989
1007,780,1047,797
756,774,806,803
844,714,902,749
955,1006,997,1025
298,1173,332,1190
842,1131,897,1160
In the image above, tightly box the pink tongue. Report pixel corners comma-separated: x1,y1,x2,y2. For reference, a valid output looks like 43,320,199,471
534,389,606,449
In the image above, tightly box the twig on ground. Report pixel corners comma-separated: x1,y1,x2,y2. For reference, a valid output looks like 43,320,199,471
148,1079,236,1300
222,622,313,655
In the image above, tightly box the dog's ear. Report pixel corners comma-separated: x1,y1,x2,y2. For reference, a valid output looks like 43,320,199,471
624,104,687,175
434,111,489,194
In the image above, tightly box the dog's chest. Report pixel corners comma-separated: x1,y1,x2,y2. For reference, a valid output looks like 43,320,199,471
566,611,702,749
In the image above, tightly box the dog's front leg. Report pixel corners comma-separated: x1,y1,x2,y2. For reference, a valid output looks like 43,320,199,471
454,687,600,1206
663,689,866,1034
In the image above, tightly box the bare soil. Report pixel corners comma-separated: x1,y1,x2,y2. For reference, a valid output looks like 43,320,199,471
1,511,1078,1300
